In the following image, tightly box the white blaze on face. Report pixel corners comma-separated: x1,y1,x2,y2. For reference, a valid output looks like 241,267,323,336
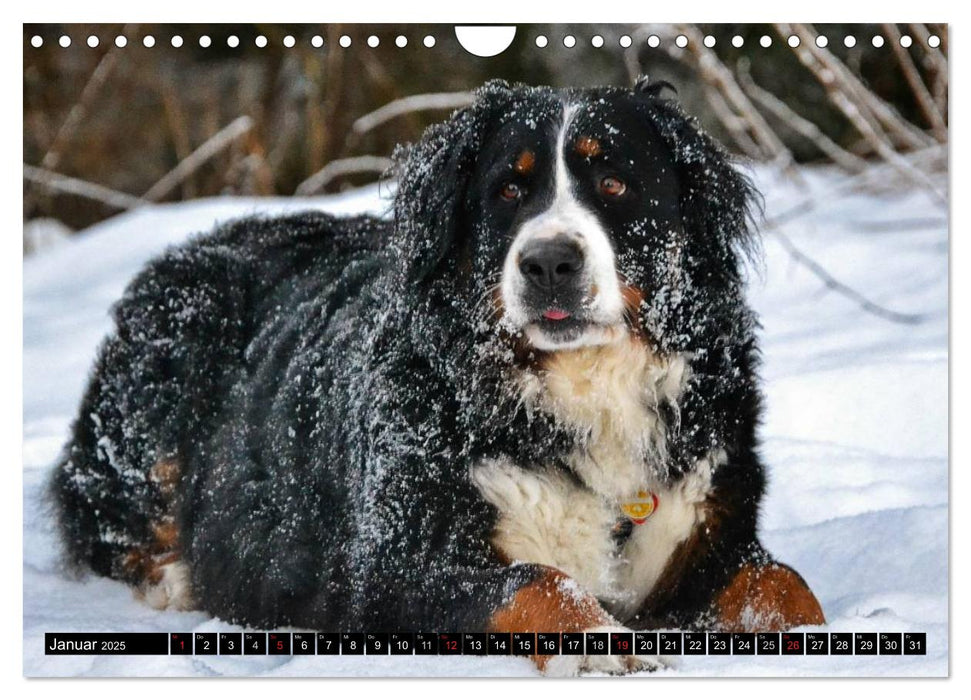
499,104,626,350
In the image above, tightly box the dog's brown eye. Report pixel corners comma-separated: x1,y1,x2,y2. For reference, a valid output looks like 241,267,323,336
599,176,627,197
500,182,522,201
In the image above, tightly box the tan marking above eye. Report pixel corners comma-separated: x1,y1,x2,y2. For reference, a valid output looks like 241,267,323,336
575,136,602,158
513,150,535,174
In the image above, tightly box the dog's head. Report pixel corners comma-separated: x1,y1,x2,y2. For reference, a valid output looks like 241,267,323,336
393,80,758,353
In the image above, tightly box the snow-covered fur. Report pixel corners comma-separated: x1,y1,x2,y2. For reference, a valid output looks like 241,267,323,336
50,80,819,647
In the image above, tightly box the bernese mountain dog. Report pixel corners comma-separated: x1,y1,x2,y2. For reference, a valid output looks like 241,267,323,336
50,79,824,675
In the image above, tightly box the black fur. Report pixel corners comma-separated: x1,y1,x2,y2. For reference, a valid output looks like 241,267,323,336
51,80,774,632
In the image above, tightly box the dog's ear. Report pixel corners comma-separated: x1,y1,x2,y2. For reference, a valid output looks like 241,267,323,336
392,81,513,284
634,76,678,99
638,96,761,277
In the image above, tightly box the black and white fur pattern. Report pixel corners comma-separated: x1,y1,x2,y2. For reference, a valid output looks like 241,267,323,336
50,79,809,675
500,105,627,350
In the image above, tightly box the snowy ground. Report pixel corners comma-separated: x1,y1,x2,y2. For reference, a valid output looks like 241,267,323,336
22,167,948,677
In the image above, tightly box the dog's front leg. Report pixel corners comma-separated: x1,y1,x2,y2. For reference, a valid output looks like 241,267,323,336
489,565,664,676
713,561,825,631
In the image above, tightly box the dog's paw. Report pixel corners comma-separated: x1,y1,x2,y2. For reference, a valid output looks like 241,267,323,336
544,652,666,676
541,626,667,677
139,561,194,611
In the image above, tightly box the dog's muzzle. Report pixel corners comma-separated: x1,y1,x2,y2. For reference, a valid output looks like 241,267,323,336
518,236,584,294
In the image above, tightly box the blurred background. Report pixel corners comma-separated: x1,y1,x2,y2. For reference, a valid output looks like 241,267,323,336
23,23,948,250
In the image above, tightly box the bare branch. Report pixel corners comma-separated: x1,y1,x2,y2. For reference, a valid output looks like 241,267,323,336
315,24,348,167
777,23,946,205
701,84,764,159
352,92,475,135
907,23,949,118
24,27,135,216
737,61,868,173
783,24,933,151
853,217,946,233
143,116,254,202
778,23,894,149
670,25,796,169
159,78,197,199
882,23,947,142
764,144,946,228
295,155,393,196
24,164,145,211
766,227,926,325
229,153,275,196
39,35,127,172
927,23,948,56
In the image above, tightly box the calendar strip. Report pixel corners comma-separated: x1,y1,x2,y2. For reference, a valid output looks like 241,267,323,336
45,631,926,656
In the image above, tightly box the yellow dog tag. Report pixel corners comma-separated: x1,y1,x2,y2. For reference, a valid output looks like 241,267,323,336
620,491,659,525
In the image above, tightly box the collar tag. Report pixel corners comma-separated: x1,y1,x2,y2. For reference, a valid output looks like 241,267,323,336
620,490,659,525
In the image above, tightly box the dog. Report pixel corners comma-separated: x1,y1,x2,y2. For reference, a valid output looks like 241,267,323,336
50,79,824,675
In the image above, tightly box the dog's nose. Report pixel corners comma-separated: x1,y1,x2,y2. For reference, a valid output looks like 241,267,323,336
518,238,584,291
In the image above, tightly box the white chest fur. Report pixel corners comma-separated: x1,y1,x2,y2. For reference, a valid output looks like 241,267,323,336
472,336,724,618
527,336,689,498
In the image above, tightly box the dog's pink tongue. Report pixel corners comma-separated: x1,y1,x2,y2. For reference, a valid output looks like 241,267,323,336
543,309,571,321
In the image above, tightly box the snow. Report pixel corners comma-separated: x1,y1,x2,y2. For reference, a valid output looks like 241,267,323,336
22,168,948,677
